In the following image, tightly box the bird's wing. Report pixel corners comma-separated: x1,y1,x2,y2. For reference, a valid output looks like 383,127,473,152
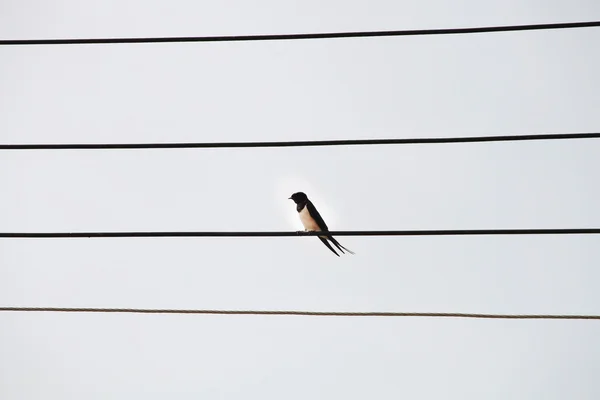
308,200,355,256
306,200,329,231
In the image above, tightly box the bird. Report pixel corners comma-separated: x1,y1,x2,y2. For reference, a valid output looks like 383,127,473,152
288,192,355,257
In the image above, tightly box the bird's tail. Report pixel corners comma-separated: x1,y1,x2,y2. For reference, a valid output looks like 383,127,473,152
318,236,340,256
328,236,355,255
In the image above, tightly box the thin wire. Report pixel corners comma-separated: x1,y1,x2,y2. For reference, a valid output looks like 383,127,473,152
0,307,597,319
2,21,599,46
1,132,598,150
2,229,599,238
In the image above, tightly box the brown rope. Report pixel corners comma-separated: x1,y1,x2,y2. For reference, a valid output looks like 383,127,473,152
0,307,598,320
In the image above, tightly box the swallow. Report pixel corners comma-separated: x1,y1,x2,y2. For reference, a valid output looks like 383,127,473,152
288,192,355,257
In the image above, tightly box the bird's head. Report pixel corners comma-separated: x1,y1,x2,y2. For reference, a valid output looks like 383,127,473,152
288,192,308,204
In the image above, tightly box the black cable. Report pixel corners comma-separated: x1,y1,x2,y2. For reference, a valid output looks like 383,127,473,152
1,132,598,150
0,307,598,320
1,229,599,238
1,21,599,46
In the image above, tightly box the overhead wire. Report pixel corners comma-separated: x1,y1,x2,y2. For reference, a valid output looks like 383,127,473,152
2,229,599,238
1,21,599,46
0,307,598,319
1,132,598,150
1,19,598,328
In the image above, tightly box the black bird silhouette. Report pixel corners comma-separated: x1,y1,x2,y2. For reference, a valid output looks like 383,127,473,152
288,192,355,257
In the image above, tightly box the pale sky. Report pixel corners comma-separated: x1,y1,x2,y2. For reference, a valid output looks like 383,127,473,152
1,1,600,399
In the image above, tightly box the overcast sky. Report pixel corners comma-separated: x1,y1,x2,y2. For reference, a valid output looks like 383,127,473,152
1,1,600,399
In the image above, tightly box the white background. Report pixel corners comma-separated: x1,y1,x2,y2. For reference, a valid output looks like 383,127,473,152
1,1,600,398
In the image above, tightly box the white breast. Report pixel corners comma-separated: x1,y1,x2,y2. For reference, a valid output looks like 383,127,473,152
299,205,320,231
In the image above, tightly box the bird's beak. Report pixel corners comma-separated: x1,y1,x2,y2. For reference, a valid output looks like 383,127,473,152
288,197,292,200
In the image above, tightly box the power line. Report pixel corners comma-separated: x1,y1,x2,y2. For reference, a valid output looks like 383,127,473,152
2,229,599,239
1,132,598,150
0,307,597,319
2,21,599,46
